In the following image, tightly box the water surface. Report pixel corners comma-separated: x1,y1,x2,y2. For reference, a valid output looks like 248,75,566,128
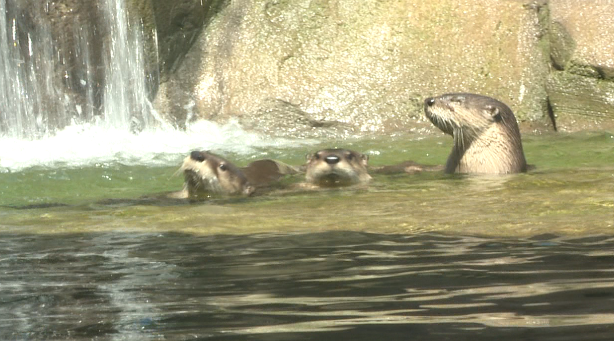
0,131,613,340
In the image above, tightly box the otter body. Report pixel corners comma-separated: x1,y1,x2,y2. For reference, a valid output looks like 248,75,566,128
424,93,527,174
176,151,299,200
304,149,372,187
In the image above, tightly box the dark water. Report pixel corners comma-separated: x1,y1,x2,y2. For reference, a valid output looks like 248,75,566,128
2,231,614,340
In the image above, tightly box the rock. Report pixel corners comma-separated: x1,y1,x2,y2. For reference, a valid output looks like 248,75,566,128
549,0,614,79
546,0,614,131
8,0,614,136
151,0,227,81
154,0,550,137
547,72,614,131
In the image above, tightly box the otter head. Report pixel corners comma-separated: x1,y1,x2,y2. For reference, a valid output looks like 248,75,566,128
180,151,254,198
424,93,527,174
424,93,517,137
305,149,372,187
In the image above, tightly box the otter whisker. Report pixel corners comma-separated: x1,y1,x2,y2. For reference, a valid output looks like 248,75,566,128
172,167,184,178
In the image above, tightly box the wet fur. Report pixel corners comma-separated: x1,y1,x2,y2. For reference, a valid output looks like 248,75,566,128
424,93,527,174
305,149,372,187
177,151,254,199
176,151,300,200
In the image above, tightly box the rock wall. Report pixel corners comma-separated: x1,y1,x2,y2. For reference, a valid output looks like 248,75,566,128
6,0,612,136
155,0,548,136
154,0,614,136
151,0,227,81
546,0,614,131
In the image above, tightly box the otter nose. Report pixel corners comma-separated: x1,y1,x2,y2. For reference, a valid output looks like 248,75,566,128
325,155,340,165
190,151,206,162
425,97,435,106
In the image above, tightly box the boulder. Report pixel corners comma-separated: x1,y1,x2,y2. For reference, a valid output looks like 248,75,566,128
547,0,614,131
155,0,551,137
150,0,227,81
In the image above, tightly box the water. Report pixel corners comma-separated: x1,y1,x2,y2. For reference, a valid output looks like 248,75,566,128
2,0,614,337
0,132,613,339
0,0,57,138
0,0,157,138
1,232,614,340
0,119,311,172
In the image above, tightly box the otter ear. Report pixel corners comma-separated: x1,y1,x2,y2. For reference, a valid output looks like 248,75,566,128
485,105,502,121
360,154,369,166
243,185,256,196
306,151,320,161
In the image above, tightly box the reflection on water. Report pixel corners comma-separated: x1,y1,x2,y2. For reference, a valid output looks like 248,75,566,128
1,232,614,340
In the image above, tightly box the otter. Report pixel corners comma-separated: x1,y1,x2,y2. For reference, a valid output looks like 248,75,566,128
176,151,255,199
175,151,299,200
6,151,298,208
424,93,527,174
304,149,372,187
371,161,443,175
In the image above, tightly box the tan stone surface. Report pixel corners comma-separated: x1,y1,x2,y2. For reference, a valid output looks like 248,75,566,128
547,0,614,131
549,0,614,78
156,0,549,137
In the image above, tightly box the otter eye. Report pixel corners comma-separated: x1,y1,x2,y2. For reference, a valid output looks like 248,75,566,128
219,163,227,171
346,153,354,160
314,153,321,160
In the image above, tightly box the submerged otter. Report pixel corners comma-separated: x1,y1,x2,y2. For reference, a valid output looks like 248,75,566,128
176,151,299,200
424,93,527,174
177,151,255,199
304,149,372,187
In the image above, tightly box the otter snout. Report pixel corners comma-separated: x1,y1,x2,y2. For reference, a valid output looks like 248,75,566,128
325,155,340,165
424,93,528,174
305,149,371,187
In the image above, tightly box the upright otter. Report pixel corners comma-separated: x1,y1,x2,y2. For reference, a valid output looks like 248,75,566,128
424,93,527,174
304,149,372,187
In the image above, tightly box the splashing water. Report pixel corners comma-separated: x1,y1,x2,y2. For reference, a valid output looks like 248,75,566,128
0,119,313,172
0,0,310,171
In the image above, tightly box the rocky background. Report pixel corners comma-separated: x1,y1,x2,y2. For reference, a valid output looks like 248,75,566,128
153,0,614,137
17,0,614,137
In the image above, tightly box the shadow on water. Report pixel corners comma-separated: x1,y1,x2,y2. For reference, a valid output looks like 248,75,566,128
1,231,613,340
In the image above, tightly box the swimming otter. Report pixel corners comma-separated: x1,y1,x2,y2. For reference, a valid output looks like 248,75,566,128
176,151,299,200
178,151,255,199
304,149,372,187
424,93,527,174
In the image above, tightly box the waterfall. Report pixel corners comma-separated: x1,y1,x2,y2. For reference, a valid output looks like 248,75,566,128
0,0,158,139
0,0,56,139
0,0,311,171
101,0,158,132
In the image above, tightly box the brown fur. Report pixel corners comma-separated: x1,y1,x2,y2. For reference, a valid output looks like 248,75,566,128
177,151,254,199
305,149,372,187
424,93,527,174
174,151,300,200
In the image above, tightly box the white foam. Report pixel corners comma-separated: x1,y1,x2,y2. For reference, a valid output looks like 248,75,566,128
0,119,315,172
